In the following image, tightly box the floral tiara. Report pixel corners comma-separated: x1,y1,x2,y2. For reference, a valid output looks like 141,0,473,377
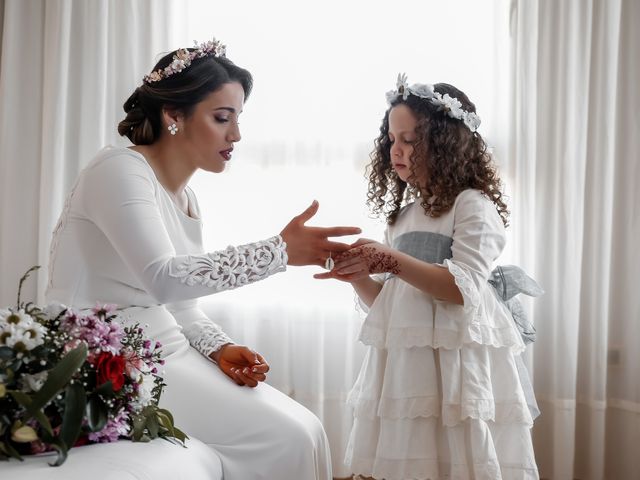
143,39,226,84
385,73,481,132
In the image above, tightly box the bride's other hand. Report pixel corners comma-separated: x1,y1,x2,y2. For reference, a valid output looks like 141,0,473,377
210,344,270,387
280,200,361,267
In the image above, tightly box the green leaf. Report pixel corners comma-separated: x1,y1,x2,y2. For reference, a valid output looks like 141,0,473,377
131,413,146,441
32,409,54,436
0,439,23,461
30,344,87,413
92,380,114,397
156,407,175,425
60,383,86,449
170,426,188,444
46,439,68,467
40,427,55,444
9,390,54,436
146,412,159,438
7,389,32,408
152,408,187,444
86,395,108,432
155,410,175,436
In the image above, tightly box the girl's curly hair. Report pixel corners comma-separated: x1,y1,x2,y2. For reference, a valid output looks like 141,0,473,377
366,83,509,227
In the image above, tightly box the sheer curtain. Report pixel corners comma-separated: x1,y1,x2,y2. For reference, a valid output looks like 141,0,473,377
508,1,640,479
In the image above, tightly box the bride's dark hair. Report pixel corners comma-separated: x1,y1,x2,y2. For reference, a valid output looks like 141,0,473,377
118,50,252,145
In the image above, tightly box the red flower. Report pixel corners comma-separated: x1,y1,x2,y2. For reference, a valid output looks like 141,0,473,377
95,352,126,391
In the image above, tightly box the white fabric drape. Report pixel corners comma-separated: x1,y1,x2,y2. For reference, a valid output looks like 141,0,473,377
507,1,640,479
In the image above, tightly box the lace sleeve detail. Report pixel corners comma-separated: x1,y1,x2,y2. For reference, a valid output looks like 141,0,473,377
79,153,289,304
169,235,287,291
183,319,233,359
169,305,234,360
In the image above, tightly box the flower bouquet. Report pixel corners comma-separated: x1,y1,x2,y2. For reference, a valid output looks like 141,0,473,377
0,267,186,466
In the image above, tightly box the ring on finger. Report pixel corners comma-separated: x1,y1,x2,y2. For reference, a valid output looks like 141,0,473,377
325,251,334,270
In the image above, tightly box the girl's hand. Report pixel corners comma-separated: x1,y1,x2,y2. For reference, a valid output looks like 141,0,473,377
314,238,400,281
280,200,362,267
210,344,270,388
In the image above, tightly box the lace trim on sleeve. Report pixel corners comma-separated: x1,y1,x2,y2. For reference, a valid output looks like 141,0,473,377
182,319,233,359
169,235,287,291
441,258,481,309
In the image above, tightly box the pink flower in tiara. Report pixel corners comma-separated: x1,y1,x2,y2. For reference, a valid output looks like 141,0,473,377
145,71,162,83
176,49,190,61
196,40,226,58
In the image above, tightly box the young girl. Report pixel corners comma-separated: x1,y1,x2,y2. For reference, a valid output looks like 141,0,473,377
317,75,539,479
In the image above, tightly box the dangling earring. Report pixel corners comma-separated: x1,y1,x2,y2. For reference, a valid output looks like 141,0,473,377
168,123,178,135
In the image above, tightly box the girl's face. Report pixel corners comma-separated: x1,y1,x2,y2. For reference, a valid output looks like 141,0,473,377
388,104,425,184
180,82,245,173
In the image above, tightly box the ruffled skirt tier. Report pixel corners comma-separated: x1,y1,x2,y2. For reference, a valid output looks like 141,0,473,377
346,263,539,480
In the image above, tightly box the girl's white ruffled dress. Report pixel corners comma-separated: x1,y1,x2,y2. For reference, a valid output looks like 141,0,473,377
346,189,539,480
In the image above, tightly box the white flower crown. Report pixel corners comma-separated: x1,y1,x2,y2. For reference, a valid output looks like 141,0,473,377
385,73,481,132
143,38,226,84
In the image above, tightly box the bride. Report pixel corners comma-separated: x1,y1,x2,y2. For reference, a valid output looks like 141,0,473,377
46,38,360,480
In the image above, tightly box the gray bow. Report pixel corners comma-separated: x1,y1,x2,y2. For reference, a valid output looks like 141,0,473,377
489,265,544,345
489,265,543,420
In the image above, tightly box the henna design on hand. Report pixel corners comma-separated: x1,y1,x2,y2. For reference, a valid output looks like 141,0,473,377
336,246,400,274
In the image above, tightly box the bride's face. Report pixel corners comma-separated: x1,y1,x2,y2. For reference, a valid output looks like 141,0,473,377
181,82,245,173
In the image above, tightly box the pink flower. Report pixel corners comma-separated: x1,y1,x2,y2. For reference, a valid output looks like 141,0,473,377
122,348,146,381
92,303,117,316
63,338,82,353
87,409,130,443
60,310,124,354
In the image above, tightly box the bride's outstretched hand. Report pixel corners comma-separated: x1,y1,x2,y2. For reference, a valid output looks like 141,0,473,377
280,200,362,267
210,344,269,388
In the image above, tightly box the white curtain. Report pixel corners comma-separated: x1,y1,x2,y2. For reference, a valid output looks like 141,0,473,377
507,1,640,479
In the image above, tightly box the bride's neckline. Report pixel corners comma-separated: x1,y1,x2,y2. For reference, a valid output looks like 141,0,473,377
124,147,200,221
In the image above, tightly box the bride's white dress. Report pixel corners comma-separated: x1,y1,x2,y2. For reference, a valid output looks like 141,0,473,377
46,146,332,480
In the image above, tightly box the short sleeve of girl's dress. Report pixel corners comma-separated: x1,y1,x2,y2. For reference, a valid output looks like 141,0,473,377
441,190,506,309
435,189,524,352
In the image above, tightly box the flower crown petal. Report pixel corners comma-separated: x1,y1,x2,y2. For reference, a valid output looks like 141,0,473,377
386,74,481,132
